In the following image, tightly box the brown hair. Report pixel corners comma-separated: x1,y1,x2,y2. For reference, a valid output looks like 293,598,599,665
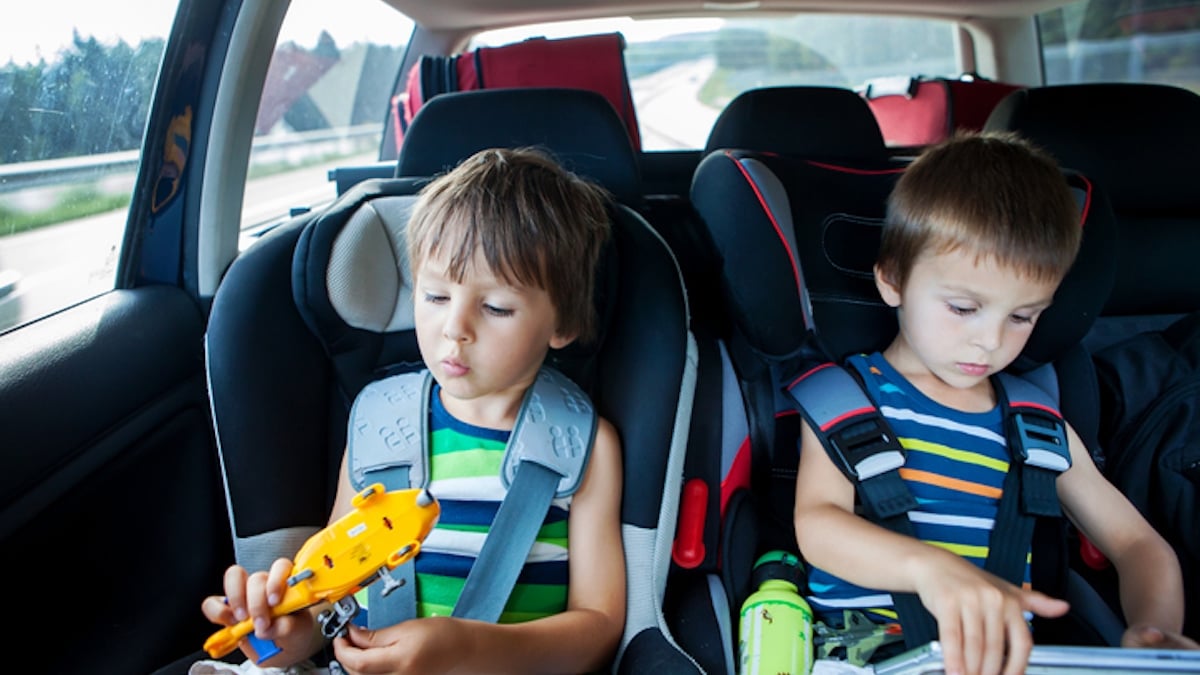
879,130,1081,289
406,147,612,343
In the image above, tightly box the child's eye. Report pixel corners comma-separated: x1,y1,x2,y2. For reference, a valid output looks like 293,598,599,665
423,292,448,304
484,304,514,317
948,303,976,316
1010,313,1035,325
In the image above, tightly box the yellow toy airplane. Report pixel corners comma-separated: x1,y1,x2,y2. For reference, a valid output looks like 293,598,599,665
203,484,439,659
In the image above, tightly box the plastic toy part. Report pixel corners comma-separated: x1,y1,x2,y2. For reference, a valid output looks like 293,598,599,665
203,485,439,660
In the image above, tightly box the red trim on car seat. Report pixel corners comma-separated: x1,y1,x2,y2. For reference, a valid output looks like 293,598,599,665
821,407,880,432
787,361,836,388
1077,174,1093,226
728,152,805,302
804,159,905,176
721,437,752,516
1008,401,1062,419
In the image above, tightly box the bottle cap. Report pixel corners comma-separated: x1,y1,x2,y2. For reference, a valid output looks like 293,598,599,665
751,550,806,590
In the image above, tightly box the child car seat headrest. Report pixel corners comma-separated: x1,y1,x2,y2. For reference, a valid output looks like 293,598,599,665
987,83,1200,318
986,83,1200,214
1015,172,1116,371
704,86,889,162
396,87,642,205
694,150,1115,372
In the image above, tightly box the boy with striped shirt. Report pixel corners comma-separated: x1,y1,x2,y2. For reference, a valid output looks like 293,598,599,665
793,131,1195,675
203,147,625,673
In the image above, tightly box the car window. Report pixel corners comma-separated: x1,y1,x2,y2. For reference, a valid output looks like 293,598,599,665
238,0,412,248
0,0,177,334
1039,0,1200,90
472,15,960,150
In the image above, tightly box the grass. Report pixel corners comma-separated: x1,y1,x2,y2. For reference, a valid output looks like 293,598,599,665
0,188,131,238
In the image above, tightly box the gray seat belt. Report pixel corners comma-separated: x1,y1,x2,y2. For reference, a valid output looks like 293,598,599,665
348,366,596,626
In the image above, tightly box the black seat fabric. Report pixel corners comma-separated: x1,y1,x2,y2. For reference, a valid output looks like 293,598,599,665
396,88,641,206
986,79,1200,646
704,86,891,162
986,83,1200,346
206,87,699,672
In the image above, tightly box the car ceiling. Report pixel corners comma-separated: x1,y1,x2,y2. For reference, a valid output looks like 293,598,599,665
384,0,1074,31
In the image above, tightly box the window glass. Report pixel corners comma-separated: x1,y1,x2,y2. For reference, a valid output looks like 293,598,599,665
239,0,411,246
472,15,960,150
1040,0,1200,91
0,0,176,333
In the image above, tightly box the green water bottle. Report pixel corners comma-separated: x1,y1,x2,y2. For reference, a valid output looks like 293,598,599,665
738,550,814,675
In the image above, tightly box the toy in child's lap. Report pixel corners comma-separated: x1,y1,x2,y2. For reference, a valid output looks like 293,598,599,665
203,485,439,660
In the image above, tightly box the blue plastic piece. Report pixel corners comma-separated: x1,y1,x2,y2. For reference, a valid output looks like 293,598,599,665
247,632,283,663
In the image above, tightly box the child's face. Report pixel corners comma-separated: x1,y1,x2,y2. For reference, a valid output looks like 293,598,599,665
413,247,574,416
876,246,1059,391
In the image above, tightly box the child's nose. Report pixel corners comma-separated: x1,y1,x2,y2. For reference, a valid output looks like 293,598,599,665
971,319,1004,352
442,304,474,343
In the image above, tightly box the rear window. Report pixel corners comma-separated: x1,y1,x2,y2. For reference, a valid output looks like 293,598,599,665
472,16,959,150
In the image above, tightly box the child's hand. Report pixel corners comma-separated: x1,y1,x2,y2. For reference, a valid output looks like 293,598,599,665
200,559,316,663
914,556,1069,675
1122,624,1200,650
333,618,466,674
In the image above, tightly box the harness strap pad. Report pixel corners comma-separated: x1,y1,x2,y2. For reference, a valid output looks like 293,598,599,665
502,366,597,498
995,371,1072,474
348,370,432,491
786,363,907,488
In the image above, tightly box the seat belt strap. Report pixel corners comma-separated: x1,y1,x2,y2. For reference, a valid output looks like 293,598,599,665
985,371,1071,586
452,461,561,622
454,367,596,620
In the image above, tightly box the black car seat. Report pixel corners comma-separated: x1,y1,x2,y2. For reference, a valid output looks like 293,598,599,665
987,81,1200,640
986,83,1200,351
675,86,1122,670
205,87,701,672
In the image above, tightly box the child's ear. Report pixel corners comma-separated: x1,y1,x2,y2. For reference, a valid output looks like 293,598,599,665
549,331,578,350
874,264,902,308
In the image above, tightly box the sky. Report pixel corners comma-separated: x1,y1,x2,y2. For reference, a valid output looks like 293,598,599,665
2,0,413,65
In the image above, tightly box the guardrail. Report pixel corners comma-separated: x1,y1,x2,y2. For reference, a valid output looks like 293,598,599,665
0,123,382,195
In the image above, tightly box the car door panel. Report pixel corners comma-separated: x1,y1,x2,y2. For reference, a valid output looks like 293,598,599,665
0,286,230,673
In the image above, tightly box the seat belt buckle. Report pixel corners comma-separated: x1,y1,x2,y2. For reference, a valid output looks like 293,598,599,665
827,417,905,481
1010,408,1071,473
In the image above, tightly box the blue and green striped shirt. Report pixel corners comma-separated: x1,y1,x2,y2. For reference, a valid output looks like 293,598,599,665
357,384,572,624
413,386,572,622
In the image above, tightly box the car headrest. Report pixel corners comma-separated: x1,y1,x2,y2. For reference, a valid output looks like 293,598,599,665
1016,172,1117,370
986,83,1200,213
694,150,1114,372
396,88,641,205
704,86,889,162
294,176,622,400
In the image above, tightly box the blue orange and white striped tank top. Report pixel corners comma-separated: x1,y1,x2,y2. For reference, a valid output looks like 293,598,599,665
805,352,1032,625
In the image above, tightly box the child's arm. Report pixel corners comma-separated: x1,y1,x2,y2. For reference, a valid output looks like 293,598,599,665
1055,424,1199,649
331,417,626,674
793,421,1068,675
